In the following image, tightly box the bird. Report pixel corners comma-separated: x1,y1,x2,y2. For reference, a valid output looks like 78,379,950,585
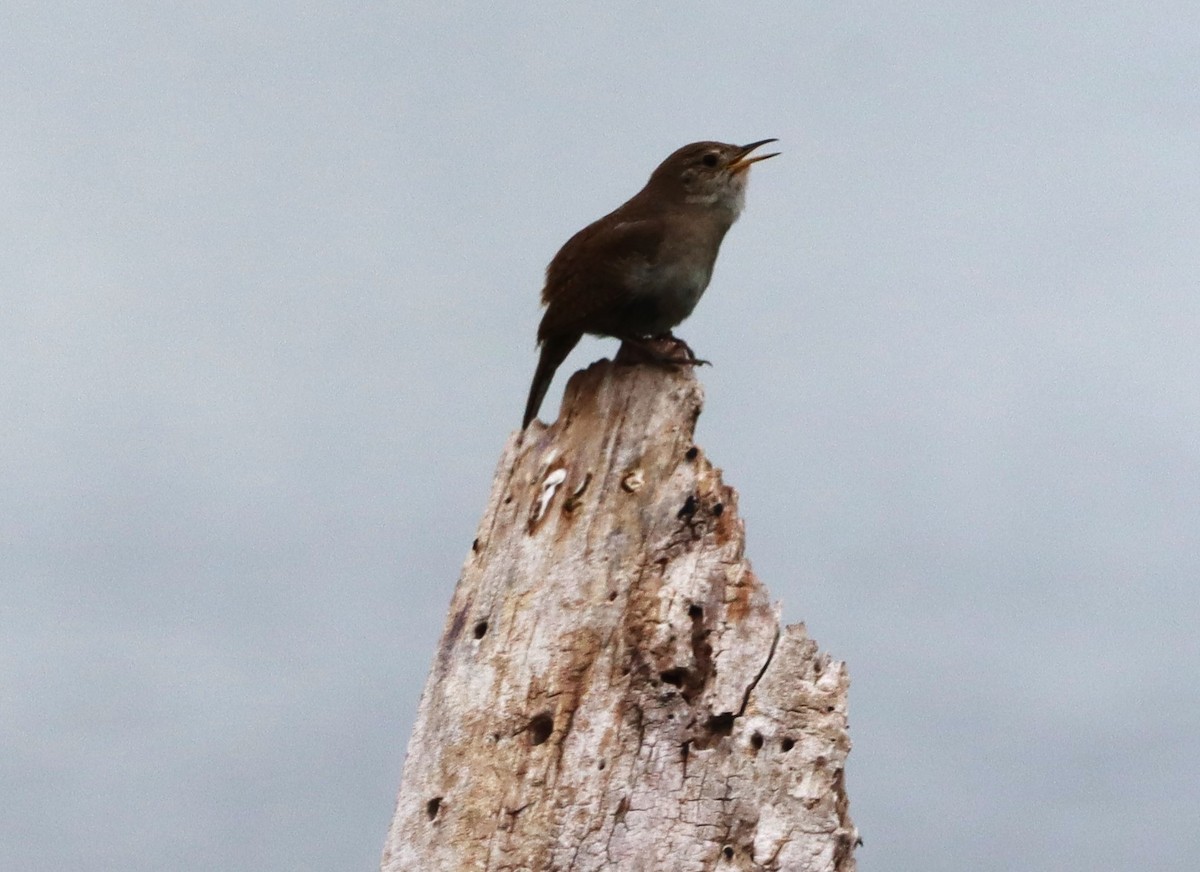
521,139,779,429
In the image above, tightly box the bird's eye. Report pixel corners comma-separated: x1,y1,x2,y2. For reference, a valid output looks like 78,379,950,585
701,153,719,167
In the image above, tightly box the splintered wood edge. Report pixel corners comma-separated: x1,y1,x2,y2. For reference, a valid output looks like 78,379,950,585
382,360,856,872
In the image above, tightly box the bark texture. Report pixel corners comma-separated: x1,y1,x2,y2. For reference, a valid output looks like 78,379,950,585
382,357,857,871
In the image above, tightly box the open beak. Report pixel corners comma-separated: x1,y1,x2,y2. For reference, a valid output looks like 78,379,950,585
728,138,780,173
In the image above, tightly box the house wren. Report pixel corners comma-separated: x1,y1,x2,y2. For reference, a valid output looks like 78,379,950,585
521,139,779,428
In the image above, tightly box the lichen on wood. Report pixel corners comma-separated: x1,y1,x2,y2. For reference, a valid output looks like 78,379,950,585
381,355,857,871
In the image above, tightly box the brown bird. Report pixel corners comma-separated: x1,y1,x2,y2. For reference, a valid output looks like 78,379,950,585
522,139,779,428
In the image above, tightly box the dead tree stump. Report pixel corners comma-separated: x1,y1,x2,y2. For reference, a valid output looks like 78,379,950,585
381,358,857,871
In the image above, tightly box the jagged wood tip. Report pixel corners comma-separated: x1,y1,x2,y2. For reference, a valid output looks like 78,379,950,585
382,358,857,872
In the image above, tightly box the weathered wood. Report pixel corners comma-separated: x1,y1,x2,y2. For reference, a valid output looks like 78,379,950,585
382,357,857,871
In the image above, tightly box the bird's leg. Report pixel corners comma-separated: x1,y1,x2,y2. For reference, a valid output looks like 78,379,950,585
615,335,709,367
654,332,710,366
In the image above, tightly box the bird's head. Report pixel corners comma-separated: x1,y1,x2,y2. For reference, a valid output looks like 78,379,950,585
645,139,779,215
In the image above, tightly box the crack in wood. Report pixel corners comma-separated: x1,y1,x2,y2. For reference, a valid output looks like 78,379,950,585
380,361,856,871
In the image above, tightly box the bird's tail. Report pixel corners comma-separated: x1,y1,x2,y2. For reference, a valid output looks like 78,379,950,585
522,333,580,429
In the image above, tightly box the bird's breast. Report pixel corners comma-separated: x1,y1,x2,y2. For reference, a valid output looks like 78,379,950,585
624,256,712,334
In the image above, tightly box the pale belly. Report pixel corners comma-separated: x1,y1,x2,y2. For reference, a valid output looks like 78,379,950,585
615,261,712,336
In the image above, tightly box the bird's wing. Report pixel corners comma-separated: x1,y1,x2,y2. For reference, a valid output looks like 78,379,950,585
537,217,665,341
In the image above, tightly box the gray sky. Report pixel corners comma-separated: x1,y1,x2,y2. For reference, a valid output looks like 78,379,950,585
4,3,1198,870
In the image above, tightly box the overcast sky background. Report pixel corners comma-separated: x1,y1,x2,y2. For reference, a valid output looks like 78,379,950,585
4,3,1198,870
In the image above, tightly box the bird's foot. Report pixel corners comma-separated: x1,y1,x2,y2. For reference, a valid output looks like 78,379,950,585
616,335,710,367
655,332,710,366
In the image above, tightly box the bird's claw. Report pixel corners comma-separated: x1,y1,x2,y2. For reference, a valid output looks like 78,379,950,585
616,334,710,368
655,333,709,366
